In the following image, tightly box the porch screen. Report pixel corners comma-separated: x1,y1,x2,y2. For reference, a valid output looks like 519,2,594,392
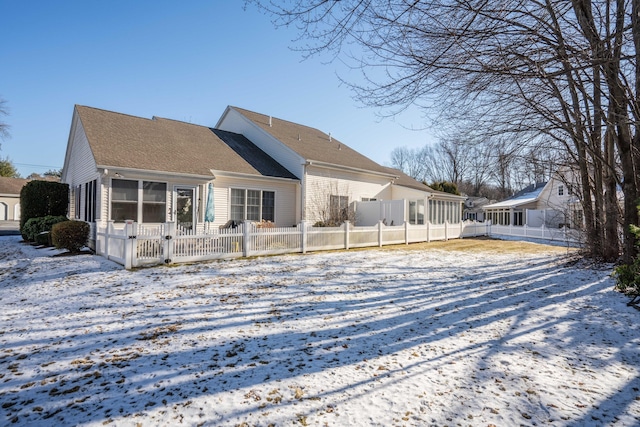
142,181,166,223
111,179,138,222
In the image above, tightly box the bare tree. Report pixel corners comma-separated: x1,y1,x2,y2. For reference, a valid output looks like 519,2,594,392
0,97,9,143
389,146,428,182
249,0,640,261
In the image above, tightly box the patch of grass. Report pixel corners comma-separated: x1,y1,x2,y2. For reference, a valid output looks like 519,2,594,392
380,236,572,255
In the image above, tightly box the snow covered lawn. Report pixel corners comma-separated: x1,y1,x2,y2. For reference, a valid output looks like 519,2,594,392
1,236,639,426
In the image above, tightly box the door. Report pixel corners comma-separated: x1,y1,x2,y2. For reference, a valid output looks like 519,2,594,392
175,186,196,232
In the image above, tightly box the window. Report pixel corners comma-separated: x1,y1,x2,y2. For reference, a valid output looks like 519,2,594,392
330,195,350,222
361,197,377,202
558,184,564,196
262,191,275,222
111,179,138,222
408,199,425,225
111,179,167,222
230,189,276,222
143,181,166,222
247,190,261,221
230,189,245,221
84,180,97,222
514,211,524,226
74,185,81,219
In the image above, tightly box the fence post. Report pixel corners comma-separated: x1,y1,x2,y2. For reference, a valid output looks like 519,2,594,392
404,221,409,245
445,221,449,241
301,221,308,254
344,220,350,250
165,222,176,264
427,221,431,243
104,221,113,258
124,220,134,269
243,222,252,257
379,220,383,247
487,220,492,237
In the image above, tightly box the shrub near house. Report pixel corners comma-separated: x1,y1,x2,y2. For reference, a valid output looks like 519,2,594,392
22,215,68,245
51,221,90,253
19,180,69,239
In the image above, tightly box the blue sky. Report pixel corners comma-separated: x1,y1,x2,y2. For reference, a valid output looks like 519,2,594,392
1,1,434,178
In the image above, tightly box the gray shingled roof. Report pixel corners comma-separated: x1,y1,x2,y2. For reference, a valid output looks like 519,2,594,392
231,107,396,176
74,106,297,179
0,177,28,195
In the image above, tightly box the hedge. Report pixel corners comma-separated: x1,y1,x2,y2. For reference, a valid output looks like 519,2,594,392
20,180,69,239
22,215,69,244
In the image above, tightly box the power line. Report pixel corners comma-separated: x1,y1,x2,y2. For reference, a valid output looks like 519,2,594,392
13,162,62,169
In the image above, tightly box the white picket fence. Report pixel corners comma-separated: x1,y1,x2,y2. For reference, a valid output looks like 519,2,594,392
96,220,486,269
95,219,578,269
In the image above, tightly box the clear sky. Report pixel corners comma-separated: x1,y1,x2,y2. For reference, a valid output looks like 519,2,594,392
1,1,435,178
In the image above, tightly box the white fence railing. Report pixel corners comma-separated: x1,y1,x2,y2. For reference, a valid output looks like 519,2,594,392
94,219,579,269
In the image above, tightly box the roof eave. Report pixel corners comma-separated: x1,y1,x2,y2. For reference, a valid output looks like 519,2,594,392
306,160,397,179
211,169,300,184
98,165,214,181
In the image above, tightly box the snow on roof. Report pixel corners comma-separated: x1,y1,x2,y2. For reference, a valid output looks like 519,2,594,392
483,183,546,209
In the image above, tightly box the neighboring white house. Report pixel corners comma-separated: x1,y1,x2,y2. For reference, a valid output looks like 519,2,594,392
62,105,464,249
483,169,583,228
0,177,28,222
462,196,492,221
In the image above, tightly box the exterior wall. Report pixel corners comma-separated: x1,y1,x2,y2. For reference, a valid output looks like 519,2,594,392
100,174,205,225
390,185,426,201
209,176,298,228
304,165,392,223
535,172,579,216
217,108,305,179
63,116,102,222
0,195,20,221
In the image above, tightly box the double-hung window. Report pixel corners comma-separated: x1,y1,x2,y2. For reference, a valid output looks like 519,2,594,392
329,195,349,222
230,189,275,222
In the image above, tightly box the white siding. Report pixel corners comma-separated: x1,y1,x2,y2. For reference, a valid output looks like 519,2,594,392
63,116,101,221
304,166,392,223
217,108,305,178
391,185,429,201
208,176,298,227
64,118,100,189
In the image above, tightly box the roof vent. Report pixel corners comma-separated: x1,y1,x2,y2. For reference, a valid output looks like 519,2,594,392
269,116,272,127
298,133,301,141
329,132,332,142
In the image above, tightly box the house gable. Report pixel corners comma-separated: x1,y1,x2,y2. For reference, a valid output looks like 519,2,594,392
217,106,398,180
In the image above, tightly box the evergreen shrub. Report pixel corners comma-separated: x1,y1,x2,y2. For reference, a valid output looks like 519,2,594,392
20,180,69,239
51,221,89,253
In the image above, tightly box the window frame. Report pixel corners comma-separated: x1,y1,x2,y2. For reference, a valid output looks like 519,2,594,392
110,178,168,223
230,188,276,222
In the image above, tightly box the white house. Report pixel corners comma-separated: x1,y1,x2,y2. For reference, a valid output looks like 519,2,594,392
62,105,464,249
0,177,27,222
216,106,464,227
483,169,583,228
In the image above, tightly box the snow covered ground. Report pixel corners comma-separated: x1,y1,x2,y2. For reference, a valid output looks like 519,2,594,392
0,235,639,427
